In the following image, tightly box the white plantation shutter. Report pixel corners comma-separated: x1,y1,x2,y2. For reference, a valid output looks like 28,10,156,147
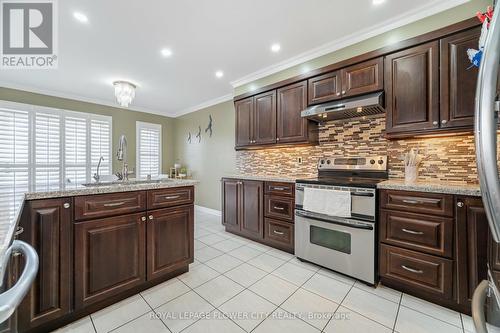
35,112,61,191
0,101,112,198
136,122,162,178
90,118,112,178
0,106,29,220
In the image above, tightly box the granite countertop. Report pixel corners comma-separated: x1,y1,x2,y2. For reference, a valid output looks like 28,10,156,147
223,174,304,183
0,179,199,269
377,179,481,197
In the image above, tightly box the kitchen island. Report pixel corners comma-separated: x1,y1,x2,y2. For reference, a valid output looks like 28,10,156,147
0,179,198,333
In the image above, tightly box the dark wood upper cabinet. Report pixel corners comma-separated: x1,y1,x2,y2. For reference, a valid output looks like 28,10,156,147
239,180,264,241
222,179,240,233
254,91,277,145
440,27,480,129
277,81,309,143
74,213,146,309
147,205,194,281
341,57,384,97
456,197,489,309
308,71,341,105
18,198,72,332
385,41,440,136
235,97,254,148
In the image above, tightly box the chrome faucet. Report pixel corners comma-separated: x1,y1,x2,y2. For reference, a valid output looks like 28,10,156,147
116,135,129,181
93,156,104,183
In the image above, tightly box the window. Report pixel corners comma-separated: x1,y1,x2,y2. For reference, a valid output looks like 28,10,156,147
136,121,162,178
0,100,112,216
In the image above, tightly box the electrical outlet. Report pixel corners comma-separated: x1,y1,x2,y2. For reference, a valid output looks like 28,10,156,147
297,157,303,164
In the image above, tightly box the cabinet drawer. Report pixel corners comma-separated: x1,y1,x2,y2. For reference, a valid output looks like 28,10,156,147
74,191,146,221
264,218,294,253
380,190,454,217
264,195,294,222
380,244,453,299
380,210,453,257
148,186,194,210
265,182,295,197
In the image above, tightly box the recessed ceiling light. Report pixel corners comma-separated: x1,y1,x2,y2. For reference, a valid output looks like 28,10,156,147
271,43,281,53
161,48,173,58
373,0,386,5
215,70,224,78
73,12,88,23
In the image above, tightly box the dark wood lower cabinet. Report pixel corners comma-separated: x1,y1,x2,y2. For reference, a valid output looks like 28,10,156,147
222,179,294,253
17,186,195,333
74,213,146,309
379,190,492,314
18,198,72,332
147,205,194,280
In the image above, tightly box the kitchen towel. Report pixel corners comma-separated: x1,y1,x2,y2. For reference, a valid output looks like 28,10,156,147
303,187,352,217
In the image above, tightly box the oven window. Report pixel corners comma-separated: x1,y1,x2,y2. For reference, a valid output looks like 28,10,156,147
310,226,351,254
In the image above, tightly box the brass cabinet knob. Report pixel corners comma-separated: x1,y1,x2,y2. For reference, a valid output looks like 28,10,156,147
432,121,438,126
141,216,146,222
148,215,154,220
63,203,70,209
457,201,464,208
442,120,448,125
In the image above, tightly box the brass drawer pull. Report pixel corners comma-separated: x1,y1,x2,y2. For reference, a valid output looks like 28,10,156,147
273,206,285,211
402,199,423,205
103,201,126,207
272,187,286,191
164,195,180,200
402,228,424,235
401,265,424,274
273,230,285,235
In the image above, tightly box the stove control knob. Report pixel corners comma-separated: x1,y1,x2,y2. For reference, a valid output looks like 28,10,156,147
320,160,325,165
378,160,384,165
326,160,331,165
370,159,376,165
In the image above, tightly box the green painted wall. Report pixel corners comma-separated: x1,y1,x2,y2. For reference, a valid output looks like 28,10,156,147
173,101,236,210
235,0,491,95
0,87,176,175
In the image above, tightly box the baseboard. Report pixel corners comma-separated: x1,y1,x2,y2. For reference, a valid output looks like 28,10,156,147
195,205,222,217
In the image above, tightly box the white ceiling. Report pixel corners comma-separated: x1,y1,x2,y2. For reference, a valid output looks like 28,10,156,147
0,0,469,117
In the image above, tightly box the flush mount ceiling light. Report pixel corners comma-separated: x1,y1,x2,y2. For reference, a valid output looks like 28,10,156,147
161,48,173,58
73,12,89,23
215,70,224,78
373,0,386,5
271,43,281,53
113,81,136,108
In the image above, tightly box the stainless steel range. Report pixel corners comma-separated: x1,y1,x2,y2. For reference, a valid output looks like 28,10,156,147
295,156,388,285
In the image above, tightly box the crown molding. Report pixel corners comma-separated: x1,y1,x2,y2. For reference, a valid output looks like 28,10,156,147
0,81,175,118
230,0,470,88
172,93,234,118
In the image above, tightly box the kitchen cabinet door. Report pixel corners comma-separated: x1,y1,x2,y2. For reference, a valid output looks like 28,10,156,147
341,57,384,98
235,97,254,148
222,179,240,233
18,198,72,332
239,180,264,241
147,205,194,281
277,81,309,143
440,27,481,129
385,41,439,136
74,213,146,309
456,197,489,310
308,71,342,105
254,90,277,145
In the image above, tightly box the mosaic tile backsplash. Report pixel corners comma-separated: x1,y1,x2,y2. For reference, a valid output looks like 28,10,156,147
236,115,498,184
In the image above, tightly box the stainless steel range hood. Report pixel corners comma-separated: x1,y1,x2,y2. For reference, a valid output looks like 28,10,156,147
301,92,385,122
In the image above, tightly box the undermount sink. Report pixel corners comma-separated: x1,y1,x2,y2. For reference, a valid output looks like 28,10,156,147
81,179,172,187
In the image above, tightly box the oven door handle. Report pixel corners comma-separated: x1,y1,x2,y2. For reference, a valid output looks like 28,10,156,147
351,192,374,197
295,210,373,230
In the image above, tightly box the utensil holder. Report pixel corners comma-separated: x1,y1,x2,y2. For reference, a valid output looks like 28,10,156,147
405,166,418,184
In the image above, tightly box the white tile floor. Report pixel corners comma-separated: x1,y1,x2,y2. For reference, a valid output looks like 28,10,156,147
52,210,484,333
